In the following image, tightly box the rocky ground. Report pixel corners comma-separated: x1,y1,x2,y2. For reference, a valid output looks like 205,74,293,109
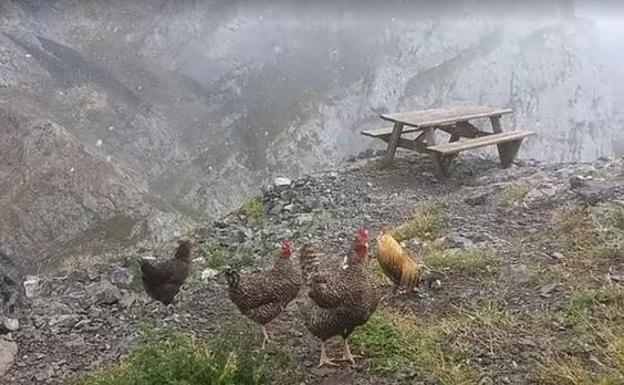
2,152,624,385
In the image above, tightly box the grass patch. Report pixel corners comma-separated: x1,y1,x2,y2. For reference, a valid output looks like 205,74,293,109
203,242,255,271
241,197,264,226
498,182,530,208
390,203,445,241
423,248,496,275
552,204,624,262
75,321,296,385
352,303,516,384
351,310,479,383
536,287,624,384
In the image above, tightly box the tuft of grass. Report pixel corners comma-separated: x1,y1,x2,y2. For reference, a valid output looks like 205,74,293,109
241,197,264,225
498,183,530,208
351,310,479,383
75,321,296,385
390,203,445,241
352,303,516,384
536,287,624,385
552,204,624,262
424,248,496,275
203,242,255,270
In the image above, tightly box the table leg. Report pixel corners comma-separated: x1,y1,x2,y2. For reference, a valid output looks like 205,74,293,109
424,127,437,145
489,115,502,133
381,121,404,167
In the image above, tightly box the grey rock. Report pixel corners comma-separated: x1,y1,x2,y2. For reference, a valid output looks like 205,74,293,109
445,233,476,250
498,264,533,285
570,177,621,206
274,177,292,187
110,268,134,289
119,292,138,309
201,268,219,281
23,275,40,299
92,280,122,305
464,192,489,206
0,250,24,316
295,214,314,226
0,317,19,333
0,337,17,376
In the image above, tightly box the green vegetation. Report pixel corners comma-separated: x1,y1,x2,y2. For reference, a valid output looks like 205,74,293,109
424,248,496,275
75,321,296,385
390,203,445,241
100,215,137,243
352,303,516,384
203,242,255,270
498,182,530,208
536,287,624,385
552,204,624,262
241,197,264,226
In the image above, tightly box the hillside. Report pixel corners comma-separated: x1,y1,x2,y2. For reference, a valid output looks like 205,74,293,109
3,153,624,384
2,0,623,270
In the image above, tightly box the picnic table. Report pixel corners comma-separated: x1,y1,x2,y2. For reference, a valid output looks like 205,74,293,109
361,105,535,177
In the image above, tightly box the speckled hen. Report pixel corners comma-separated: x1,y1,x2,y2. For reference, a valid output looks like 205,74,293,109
224,240,302,348
298,228,381,367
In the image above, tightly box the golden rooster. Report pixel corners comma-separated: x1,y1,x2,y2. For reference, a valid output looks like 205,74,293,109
375,226,441,293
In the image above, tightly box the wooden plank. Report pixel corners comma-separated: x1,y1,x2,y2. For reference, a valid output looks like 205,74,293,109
381,121,405,167
381,106,513,128
427,130,534,155
361,126,422,138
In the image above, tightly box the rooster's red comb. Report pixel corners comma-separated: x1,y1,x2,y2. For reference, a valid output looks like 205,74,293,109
280,239,292,252
358,227,369,241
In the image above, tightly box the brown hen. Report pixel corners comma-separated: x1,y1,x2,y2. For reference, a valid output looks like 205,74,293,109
224,240,302,348
140,239,192,305
298,228,381,367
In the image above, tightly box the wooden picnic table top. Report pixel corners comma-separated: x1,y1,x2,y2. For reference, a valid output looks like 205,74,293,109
380,105,513,129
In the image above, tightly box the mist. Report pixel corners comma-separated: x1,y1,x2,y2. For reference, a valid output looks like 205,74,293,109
1,0,624,268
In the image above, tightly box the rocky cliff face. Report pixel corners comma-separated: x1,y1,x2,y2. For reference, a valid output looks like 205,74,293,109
1,0,622,270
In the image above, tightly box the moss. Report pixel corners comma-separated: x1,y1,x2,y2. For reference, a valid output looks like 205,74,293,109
100,215,136,243
498,183,530,208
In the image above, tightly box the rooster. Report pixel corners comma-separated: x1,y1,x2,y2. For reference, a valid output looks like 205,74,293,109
224,240,302,349
140,239,193,305
376,226,443,294
298,228,381,367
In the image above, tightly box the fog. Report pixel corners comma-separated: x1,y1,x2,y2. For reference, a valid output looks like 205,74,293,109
2,0,624,267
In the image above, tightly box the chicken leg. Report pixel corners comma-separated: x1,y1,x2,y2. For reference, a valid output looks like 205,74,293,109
338,338,361,367
318,342,338,368
261,326,271,349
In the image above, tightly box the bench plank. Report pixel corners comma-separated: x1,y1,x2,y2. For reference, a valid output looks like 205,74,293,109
361,126,422,138
427,130,534,155
381,106,513,128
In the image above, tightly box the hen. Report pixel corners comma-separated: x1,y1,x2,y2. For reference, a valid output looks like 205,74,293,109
298,228,381,367
376,226,443,293
140,239,192,305
224,240,302,348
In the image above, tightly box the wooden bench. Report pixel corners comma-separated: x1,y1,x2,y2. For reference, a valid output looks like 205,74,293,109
427,130,535,176
360,106,535,178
